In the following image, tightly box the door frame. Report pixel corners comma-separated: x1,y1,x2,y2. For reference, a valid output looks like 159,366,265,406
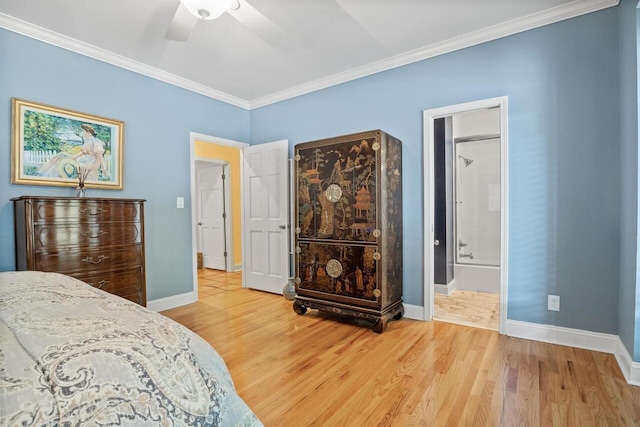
189,132,249,296
423,96,509,333
195,160,231,271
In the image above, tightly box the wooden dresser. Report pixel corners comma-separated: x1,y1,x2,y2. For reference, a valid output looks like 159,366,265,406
293,130,403,332
12,196,147,306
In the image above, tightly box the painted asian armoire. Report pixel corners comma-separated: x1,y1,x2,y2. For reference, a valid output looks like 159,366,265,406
293,129,403,333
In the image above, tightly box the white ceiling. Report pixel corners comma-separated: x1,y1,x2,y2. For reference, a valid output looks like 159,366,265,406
0,0,618,109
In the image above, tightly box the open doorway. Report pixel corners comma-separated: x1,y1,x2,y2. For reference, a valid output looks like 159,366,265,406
190,133,248,296
189,133,291,298
423,97,509,333
195,160,230,271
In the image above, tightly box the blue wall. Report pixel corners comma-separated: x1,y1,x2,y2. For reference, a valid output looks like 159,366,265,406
251,8,622,334
0,29,250,300
618,0,639,362
636,1,640,363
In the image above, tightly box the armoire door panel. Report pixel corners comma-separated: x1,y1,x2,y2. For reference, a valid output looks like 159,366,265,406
296,134,379,242
297,241,380,308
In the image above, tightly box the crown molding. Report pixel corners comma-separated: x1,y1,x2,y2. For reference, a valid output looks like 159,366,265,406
0,13,250,110
0,0,619,111
248,0,619,109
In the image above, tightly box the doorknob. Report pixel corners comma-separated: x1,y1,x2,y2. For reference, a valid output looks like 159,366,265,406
198,222,202,226
279,225,287,230
434,239,440,246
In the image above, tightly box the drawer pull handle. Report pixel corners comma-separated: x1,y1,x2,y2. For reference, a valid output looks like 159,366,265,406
80,231,109,238
88,280,110,289
79,207,105,216
82,255,110,264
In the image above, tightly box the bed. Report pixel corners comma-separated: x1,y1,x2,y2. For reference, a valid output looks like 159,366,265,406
0,271,262,426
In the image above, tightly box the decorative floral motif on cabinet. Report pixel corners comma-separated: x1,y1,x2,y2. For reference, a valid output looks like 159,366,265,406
297,137,378,242
298,243,379,301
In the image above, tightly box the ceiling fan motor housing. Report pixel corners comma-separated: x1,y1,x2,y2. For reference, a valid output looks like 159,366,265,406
183,0,238,20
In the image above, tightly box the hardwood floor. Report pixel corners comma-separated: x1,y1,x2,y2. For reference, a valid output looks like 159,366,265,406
197,268,243,295
161,269,640,426
434,290,500,331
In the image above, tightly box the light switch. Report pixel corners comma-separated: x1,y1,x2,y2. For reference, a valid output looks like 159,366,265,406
177,197,184,209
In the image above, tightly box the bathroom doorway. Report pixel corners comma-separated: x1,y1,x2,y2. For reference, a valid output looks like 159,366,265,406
423,97,509,333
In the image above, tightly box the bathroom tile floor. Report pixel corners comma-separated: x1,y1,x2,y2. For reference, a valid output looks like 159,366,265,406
434,289,499,331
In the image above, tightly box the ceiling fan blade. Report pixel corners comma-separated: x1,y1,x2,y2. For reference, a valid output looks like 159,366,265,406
228,0,285,47
165,2,199,41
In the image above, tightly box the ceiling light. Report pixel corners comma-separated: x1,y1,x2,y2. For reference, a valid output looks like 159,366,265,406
182,0,240,20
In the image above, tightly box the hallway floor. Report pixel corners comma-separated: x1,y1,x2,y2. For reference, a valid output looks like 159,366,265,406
197,268,242,297
434,289,500,331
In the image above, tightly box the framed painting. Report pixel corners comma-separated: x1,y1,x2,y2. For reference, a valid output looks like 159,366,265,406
11,98,124,190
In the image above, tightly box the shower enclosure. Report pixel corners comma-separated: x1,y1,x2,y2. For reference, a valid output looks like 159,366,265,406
448,108,501,295
455,136,501,267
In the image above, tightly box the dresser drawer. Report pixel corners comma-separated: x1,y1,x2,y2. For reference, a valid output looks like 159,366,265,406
35,245,143,273
30,200,141,223
72,268,145,306
33,223,142,250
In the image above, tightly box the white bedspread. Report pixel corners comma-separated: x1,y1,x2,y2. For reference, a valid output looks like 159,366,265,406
0,271,262,427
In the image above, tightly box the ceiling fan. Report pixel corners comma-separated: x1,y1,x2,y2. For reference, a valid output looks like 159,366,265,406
165,0,284,45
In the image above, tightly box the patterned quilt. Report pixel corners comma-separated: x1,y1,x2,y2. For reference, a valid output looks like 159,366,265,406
0,271,262,426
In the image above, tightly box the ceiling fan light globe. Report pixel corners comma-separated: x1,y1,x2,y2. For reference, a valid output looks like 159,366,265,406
197,8,211,19
182,0,232,20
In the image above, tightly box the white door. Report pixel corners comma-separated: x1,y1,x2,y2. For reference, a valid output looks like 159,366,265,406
243,140,289,294
197,165,226,270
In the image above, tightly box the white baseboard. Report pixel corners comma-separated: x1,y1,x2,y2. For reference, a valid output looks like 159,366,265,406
434,284,449,295
506,319,618,353
506,319,640,387
147,291,197,312
434,279,457,296
614,338,640,386
233,263,242,272
403,303,425,321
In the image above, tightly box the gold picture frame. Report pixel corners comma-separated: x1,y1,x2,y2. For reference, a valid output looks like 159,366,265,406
11,98,124,190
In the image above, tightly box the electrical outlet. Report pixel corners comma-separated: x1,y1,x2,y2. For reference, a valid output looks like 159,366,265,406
176,197,184,209
548,295,560,311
